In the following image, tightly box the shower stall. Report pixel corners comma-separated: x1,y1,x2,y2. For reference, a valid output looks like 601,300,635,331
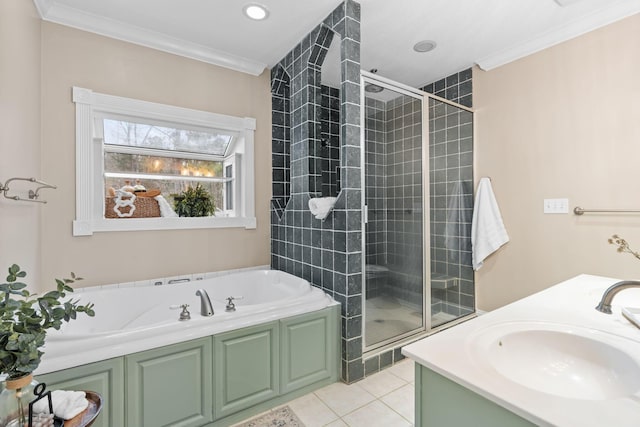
361,71,475,353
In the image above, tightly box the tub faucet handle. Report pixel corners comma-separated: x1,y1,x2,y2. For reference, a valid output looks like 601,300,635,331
225,296,242,312
170,304,191,321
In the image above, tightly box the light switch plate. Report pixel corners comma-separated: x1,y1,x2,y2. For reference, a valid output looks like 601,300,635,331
544,198,569,214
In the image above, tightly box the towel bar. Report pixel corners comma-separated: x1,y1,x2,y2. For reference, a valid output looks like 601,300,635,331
574,207,640,215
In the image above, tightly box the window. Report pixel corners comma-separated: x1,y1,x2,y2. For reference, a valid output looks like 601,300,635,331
72,87,256,236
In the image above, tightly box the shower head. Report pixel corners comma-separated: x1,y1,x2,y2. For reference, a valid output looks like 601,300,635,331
365,68,384,93
365,83,384,93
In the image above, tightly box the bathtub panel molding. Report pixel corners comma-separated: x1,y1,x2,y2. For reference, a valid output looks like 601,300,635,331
280,308,339,393
213,322,280,419
270,0,365,384
126,338,213,427
36,358,125,427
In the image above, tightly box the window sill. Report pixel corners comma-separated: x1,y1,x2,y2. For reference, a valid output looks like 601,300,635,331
72,216,257,236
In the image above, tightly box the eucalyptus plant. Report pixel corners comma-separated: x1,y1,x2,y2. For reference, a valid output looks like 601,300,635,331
0,264,95,379
173,183,215,217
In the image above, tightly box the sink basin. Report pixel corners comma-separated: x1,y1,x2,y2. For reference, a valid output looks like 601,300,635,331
468,321,640,400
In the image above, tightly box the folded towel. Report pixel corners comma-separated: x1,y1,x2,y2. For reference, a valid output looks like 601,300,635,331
33,390,89,420
155,195,178,217
471,177,509,270
308,197,337,220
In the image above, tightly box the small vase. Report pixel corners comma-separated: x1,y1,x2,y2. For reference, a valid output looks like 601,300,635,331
0,374,38,427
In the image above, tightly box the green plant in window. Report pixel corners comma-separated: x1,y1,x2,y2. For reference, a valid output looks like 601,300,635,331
173,184,215,217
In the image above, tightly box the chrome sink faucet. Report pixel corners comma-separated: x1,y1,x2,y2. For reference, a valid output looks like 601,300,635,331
595,280,640,314
196,289,214,316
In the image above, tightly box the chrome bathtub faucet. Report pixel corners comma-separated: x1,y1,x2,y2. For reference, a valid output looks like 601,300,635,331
196,289,214,316
595,280,640,314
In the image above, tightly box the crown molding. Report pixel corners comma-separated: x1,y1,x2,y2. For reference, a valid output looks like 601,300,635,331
476,1,640,71
32,0,266,76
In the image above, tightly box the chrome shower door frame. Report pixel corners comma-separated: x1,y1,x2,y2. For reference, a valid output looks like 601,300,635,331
360,71,431,355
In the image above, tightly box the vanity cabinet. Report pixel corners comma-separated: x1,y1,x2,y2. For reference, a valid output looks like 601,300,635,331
126,338,213,427
37,358,125,427
415,364,535,427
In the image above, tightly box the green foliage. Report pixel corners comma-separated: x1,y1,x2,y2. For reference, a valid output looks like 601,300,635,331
173,184,215,217
0,265,95,378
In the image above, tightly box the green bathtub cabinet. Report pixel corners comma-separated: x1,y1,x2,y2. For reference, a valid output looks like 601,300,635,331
415,364,536,427
127,337,213,427
37,358,125,427
213,321,279,419
36,305,339,427
280,310,337,394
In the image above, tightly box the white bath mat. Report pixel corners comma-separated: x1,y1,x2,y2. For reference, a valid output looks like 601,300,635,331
235,405,305,427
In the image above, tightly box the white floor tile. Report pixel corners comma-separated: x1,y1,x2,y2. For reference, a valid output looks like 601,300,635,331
287,392,339,427
324,420,349,427
387,359,415,383
341,400,412,427
380,383,414,423
314,381,376,417
357,370,407,398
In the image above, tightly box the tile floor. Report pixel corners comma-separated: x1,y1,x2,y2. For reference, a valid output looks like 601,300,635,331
233,358,415,427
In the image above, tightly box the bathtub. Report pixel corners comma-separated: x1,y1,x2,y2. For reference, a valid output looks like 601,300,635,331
37,268,335,375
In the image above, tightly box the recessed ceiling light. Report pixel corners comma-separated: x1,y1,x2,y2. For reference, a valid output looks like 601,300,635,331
413,40,437,53
243,4,269,21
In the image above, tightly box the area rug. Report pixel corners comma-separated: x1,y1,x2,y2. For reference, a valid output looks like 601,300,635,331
235,406,306,427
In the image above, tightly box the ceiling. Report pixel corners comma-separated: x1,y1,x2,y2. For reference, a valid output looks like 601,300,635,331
33,0,640,89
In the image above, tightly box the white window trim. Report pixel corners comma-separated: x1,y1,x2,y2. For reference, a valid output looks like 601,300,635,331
72,86,256,236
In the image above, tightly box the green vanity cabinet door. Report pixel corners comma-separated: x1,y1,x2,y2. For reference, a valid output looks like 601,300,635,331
126,338,213,427
415,365,536,427
213,321,279,420
36,358,125,427
280,305,339,393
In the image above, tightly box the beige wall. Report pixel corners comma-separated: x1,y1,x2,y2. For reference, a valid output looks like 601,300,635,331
40,23,272,288
0,0,42,285
474,14,640,311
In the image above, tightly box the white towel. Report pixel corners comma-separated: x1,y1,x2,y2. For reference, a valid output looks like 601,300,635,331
33,389,89,420
155,195,178,217
308,197,337,220
471,177,509,270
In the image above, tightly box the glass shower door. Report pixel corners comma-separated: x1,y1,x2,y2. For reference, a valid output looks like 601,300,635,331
362,77,426,351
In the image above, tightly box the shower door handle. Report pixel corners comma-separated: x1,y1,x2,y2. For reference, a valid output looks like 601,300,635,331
363,205,369,224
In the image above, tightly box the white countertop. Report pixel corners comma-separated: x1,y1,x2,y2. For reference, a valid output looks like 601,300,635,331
402,274,640,427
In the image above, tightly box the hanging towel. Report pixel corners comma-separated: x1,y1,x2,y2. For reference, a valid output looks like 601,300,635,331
445,181,472,258
308,197,337,220
472,177,509,270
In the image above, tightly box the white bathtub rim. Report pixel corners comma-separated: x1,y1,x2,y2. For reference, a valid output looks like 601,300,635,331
37,292,336,375
38,297,337,375
48,267,313,337
46,289,322,340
